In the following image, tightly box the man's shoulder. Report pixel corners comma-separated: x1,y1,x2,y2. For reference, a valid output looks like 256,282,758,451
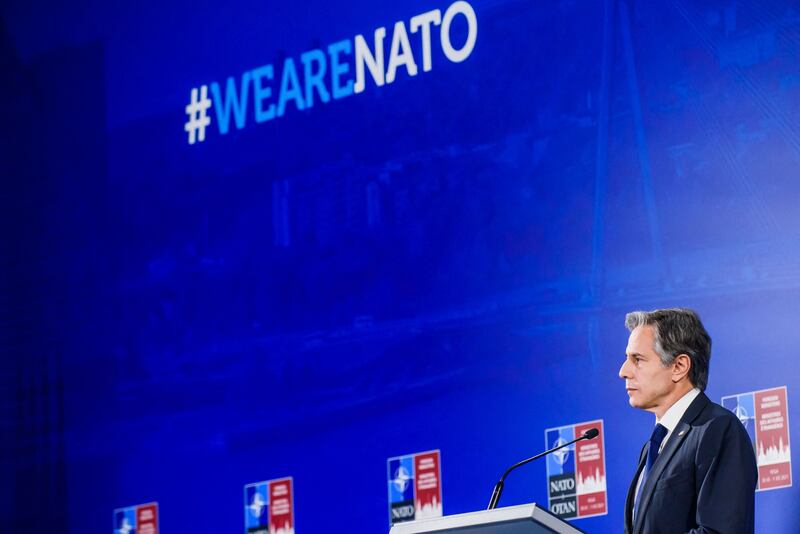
688,394,758,479
691,396,750,440
692,395,734,422
704,397,737,419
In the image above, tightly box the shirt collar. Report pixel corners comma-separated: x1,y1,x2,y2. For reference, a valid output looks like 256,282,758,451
656,387,701,433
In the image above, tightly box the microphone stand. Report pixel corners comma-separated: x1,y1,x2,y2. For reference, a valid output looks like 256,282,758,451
487,430,597,510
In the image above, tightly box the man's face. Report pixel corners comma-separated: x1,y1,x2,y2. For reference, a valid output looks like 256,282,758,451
619,325,676,414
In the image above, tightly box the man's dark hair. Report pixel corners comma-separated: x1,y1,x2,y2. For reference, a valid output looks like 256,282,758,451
624,308,712,391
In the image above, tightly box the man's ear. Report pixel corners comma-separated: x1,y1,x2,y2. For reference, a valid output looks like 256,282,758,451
672,353,692,383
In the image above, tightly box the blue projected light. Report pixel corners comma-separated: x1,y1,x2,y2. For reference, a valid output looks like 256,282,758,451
4,0,800,532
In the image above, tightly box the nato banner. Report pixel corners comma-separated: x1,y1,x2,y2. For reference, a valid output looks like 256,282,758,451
113,502,158,534
545,419,607,520
722,386,792,491
387,449,442,527
244,477,295,534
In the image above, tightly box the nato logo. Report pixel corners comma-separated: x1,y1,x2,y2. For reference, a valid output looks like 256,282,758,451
244,482,269,532
546,428,575,475
114,508,136,534
731,396,755,430
388,455,416,524
388,456,415,503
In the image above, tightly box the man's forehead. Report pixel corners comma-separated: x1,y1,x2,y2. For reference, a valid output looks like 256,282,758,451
626,324,654,353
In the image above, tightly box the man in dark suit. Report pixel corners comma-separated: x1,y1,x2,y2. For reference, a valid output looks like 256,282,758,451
618,308,757,534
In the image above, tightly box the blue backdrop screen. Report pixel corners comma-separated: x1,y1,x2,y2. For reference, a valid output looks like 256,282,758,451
2,0,799,532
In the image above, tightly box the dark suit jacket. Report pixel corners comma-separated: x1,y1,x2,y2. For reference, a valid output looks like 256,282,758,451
624,392,758,534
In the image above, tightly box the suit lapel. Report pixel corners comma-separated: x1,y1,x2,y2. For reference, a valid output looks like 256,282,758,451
625,443,648,534
632,393,710,534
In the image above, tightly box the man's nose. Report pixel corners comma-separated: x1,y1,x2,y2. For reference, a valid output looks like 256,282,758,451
618,359,631,379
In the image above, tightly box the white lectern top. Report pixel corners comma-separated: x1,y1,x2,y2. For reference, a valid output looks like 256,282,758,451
388,503,586,534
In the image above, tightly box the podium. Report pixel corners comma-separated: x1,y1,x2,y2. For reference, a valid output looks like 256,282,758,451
388,503,586,534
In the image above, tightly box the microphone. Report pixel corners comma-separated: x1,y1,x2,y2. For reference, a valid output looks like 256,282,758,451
487,428,599,510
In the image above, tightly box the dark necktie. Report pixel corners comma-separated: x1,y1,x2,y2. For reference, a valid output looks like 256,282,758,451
633,423,668,520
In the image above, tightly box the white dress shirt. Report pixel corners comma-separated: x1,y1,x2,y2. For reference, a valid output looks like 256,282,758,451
634,387,701,511
655,387,701,452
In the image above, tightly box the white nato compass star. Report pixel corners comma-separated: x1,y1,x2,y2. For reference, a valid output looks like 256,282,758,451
392,465,413,493
249,491,267,518
118,517,134,534
552,437,570,466
734,404,750,429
